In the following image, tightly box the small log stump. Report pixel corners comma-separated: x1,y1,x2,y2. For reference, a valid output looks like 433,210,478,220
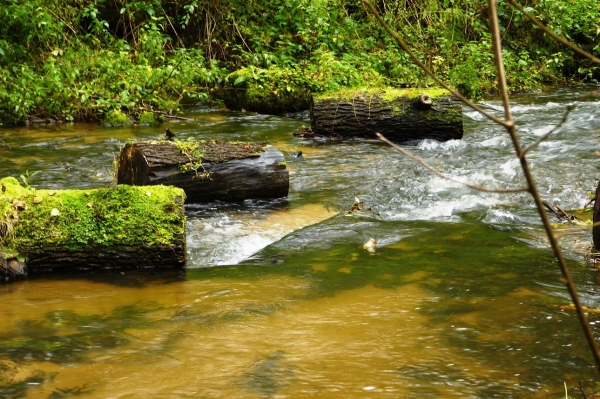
310,87,463,142
0,177,186,279
117,140,289,203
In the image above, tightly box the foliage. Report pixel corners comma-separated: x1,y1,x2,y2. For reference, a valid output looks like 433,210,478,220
0,0,598,121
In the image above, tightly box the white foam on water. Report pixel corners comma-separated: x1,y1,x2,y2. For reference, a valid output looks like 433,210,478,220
531,125,555,136
484,209,517,224
499,158,521,179
479,136,506,147
386,194,502,222
418,138,465,152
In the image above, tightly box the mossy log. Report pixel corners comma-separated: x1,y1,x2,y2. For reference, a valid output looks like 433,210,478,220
0,177,186,279
117,140,289,202
310,88,463,142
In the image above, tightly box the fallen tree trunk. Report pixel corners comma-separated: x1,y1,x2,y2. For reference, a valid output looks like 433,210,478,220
0,177,186,279
310,88,463,142
117,140,289,202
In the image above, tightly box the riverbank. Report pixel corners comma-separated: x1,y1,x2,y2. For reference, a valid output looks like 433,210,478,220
0,0,598,125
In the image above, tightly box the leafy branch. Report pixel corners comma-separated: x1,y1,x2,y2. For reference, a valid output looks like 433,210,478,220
506,0,600,65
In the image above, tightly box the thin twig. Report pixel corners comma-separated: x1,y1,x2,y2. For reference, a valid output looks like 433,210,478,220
376,133,529,194
522,105,575,155
542,200,561,219
232,18,252,53
360,0,511,128
142,53,187,101
44,6,77,41
507,0,600,65
162,6,183,47
0,139,11,149
579,381,588,399
488,0,600,374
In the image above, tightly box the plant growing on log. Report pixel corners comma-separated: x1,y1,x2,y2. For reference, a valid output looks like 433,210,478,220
173,140,210,179
361,0,600,379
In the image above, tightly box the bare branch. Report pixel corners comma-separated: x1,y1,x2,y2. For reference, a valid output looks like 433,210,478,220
507,0,600,65
0,139,11,149
376,133,529,194
360,0,511,128
523,105,575,155
487,0,600,373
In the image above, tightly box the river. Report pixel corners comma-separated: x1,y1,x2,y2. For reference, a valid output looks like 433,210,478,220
1,85,599,398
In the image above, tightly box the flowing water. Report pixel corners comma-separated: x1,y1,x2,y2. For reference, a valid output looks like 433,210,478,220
1,86,600,398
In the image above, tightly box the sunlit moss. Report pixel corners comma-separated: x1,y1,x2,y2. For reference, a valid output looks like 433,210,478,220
313,86,451,102
0,177,185,256
103,109,131,126
138,112,159,125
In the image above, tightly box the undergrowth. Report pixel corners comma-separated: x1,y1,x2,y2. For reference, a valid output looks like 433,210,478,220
0,0,598,122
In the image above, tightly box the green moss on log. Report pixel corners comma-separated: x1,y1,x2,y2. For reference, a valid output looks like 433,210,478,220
313,87,451,102
310,86,462,141
0,177,185,257
222,67,311,114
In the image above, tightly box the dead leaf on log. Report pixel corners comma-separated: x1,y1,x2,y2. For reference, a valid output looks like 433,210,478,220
11,200,27,211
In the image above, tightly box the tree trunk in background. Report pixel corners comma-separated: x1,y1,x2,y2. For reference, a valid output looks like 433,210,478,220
593,182,600,251
310,89,463,142
117,141,289,203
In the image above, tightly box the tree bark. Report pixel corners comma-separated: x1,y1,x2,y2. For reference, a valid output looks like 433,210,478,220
0,177,186,278
310,90,463,142
117,140,289,202
0,255,27,280
593,182,600,251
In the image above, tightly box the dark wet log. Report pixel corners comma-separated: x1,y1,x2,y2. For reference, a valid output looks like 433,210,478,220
0,254,27,281
310,88,463,142
117,140,289,203
0,177,186,279
593,182,600,251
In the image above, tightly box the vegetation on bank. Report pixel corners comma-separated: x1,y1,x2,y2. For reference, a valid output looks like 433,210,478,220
0,0,598,123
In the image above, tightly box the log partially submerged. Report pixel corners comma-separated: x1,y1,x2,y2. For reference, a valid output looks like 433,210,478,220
0,177,186,279
117,140,289,203
309,88,463,142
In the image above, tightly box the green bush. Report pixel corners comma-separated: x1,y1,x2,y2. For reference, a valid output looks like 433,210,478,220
0,0,598,121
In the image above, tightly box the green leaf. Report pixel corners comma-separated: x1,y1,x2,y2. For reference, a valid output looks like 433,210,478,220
233,76,248,86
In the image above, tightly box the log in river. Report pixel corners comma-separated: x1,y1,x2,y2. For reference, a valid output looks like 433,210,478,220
0,177,186,279
117,140,289,203
309,87,463,142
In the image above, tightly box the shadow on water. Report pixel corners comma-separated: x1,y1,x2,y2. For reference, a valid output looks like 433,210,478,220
237,350,295,397
20,268,187,289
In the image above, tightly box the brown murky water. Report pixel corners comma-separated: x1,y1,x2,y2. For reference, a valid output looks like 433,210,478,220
2,87,600,397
